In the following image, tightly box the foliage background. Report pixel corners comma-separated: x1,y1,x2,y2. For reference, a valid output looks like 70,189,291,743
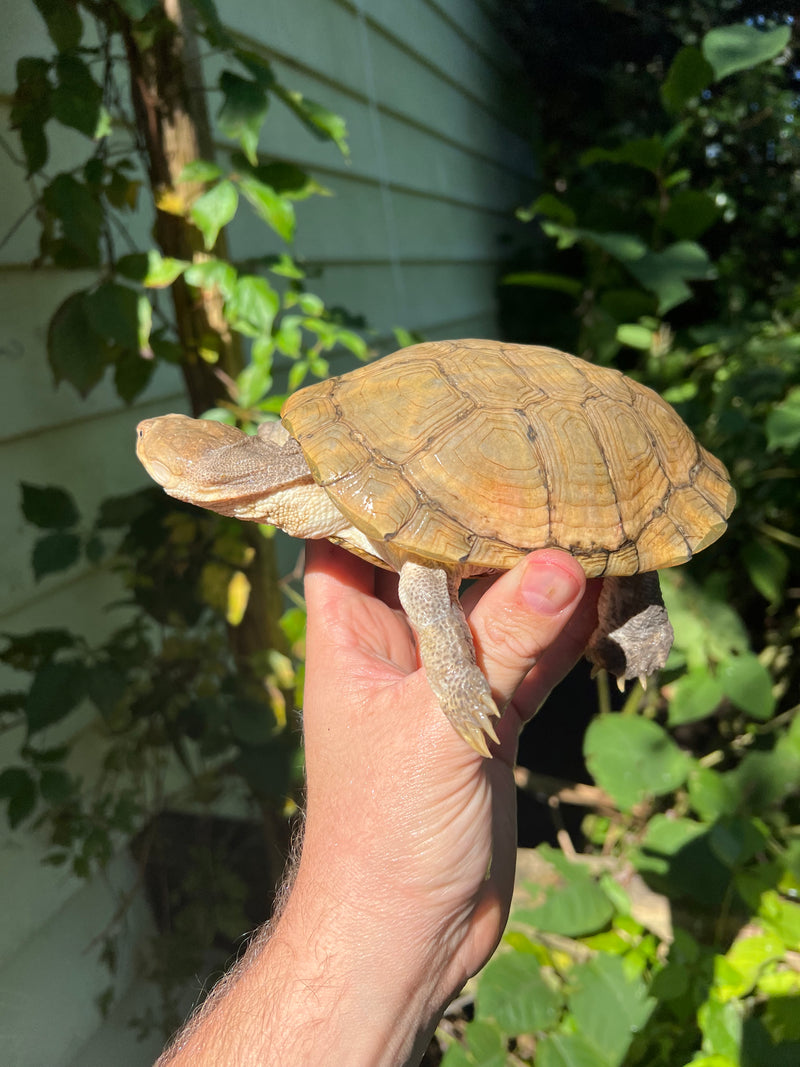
1,1,798,1065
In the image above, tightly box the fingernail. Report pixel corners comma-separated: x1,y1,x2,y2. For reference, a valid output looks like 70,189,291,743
521,560,582,615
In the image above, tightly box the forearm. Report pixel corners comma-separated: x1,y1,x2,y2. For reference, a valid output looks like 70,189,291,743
157,854,458,1067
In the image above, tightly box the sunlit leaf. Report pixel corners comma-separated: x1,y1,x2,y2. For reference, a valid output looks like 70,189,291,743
178,159,224,183
226,570,251,626
616,324,653,350
568,954,655,1065
515,845,615,936
239,175,295,242
236,361,273,408
476,952,561,1033
275,86,349,156
226,275,279,336
585,714,690,810
190,180,239,249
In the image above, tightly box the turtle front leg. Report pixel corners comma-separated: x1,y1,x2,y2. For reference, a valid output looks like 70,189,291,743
397,560,500,757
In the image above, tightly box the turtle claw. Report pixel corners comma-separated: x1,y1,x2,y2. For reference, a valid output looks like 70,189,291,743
445,691,501,759
449,695,500,757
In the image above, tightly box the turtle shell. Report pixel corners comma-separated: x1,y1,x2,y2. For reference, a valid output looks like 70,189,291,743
280,339,735,578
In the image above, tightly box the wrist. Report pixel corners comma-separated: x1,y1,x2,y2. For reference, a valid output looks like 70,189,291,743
268,854,458,1065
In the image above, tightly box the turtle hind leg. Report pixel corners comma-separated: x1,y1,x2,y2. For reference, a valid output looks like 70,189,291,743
397,559,499,757
585,572,674,685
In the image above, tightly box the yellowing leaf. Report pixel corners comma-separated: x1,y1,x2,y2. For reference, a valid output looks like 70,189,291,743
226,569,251,626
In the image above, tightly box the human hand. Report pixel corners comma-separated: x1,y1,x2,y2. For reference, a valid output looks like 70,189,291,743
159,541,599,1067
293,541,600,1061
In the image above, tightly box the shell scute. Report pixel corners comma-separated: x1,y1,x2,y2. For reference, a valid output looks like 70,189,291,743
280,340,734,575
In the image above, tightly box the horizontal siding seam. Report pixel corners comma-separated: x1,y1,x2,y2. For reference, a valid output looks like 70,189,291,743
229,33,534,177
0,390,187,448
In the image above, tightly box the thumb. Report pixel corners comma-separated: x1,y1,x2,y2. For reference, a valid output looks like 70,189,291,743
467,550,590,719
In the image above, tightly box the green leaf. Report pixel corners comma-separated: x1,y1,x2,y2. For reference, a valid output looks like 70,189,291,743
276,87,349,156
116,0,159,16
537,1032,611,1067
581,136,666,173
21,484,80,529
236,361,273,409
239,175,295,242
114,347,155,404
0,768,37,828
39,767,73,805
717,934,784,999
585,714,690,810
226,275,279,336
476,952,561,1033
662,189,721,240
765,386,800,452
702,23,791,81
516,193,576,226
667,668,725,726
26,661,86,734
47,290,111,396
661,46,714,112
32,532,82,580
741,537,788,608
616,324,653,350
33,0,83,51
141,250,189,288
42,173,103,263
190,180,239,249
12,56,52,174
84,282,141,350
634,815,732,907
184,258,238,299
217,71,269,165
86,662,127,718
709,817,769,869
459,1020,506,1067
759,890,800,948
275,316,303,358
502,271,582,295
661,572,749,668
51,54,102,137
699,997,742,1060
0,629,78,669
718,654,776,721
688,765,739,821
178,159,224,183
515,845,615,936
630,241,715,313
569,954,655,1065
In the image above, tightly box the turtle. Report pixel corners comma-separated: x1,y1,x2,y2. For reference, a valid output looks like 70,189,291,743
136,339,735,756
